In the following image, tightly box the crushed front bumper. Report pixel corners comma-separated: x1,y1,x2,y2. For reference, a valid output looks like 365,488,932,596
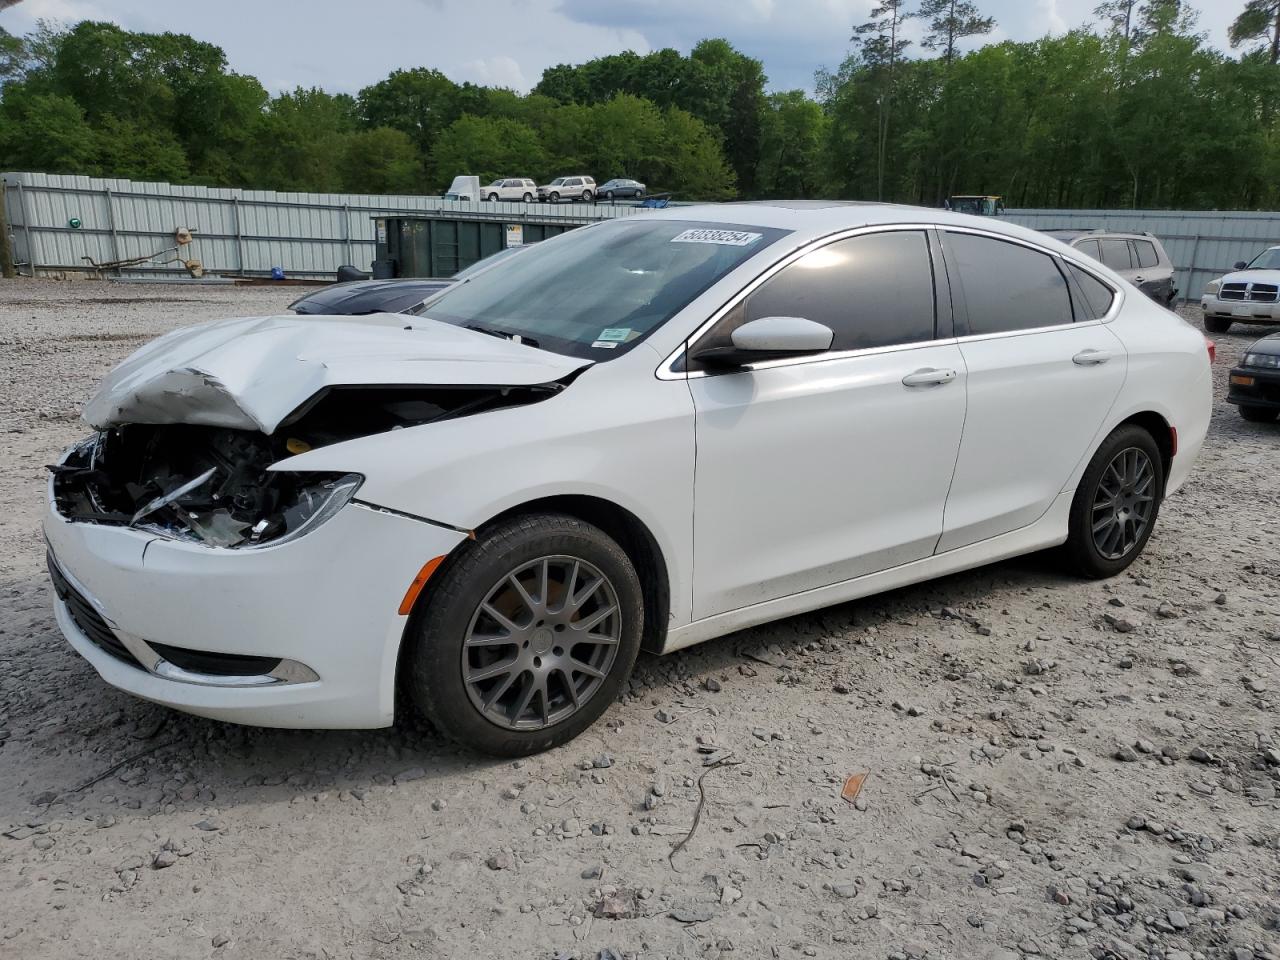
1202,295,1280,324
44,494,467,728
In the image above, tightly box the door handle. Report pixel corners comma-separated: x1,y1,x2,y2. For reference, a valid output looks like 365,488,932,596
1072,348,1112,366
1133,275,1146,283
901,367,957,387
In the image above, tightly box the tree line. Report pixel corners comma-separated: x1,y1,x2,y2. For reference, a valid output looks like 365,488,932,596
1,2,1279,208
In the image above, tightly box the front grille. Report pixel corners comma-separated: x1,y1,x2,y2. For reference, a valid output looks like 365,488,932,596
1220,281,1278,303
47,553,141,668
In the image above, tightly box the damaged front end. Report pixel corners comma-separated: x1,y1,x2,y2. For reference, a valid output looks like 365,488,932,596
51,383,560,549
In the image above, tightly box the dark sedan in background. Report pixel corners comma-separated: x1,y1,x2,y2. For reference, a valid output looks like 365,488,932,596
596,178,646,199
289,246,526,316
1228,332,1280,423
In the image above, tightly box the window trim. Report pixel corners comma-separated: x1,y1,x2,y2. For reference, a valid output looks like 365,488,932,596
657,222,1122,381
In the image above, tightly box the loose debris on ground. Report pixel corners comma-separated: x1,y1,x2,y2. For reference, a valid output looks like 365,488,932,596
1,280,1278,959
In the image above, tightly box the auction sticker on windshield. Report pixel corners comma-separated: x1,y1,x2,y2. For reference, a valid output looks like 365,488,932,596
671,229,763,246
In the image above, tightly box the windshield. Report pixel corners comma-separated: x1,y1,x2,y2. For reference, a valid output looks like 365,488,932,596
550,178,565,185
411,219,788,360
1248,248,1280,270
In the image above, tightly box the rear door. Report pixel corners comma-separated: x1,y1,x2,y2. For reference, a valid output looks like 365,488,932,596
937,230,1127,552
689,228,967,619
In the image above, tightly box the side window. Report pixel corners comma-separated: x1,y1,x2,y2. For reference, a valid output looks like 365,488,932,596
1098,239,1132,270
1133,239,1159,269
946,232,1074,335
1075,239,1101,261
730,230,937,352
1065,263,1116,320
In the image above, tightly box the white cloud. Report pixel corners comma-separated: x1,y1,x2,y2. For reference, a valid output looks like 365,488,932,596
461,54,527,89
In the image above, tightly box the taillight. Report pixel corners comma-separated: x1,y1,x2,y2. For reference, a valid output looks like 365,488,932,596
1205,337,1216,364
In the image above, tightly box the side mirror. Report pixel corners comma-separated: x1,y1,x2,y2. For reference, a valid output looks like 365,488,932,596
1234,261,1248,270
691,316,834,368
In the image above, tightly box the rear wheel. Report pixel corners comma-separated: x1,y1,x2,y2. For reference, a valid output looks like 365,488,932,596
522,192,533,203
582,190,592,201
405,513,643,756
1204,316,1232,333
1064,424,1164,579
1240,405,1280,423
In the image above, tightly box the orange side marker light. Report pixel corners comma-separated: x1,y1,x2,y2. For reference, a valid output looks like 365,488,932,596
398,555,447,616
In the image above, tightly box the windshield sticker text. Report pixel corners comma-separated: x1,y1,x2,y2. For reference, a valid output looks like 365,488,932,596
671,229,763,247
597,328,631,342
591,340,620,349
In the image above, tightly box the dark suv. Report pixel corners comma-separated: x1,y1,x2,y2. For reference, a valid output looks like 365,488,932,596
1045,230,1178,307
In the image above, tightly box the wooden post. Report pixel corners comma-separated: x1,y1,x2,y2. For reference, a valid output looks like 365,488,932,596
0,179,15,279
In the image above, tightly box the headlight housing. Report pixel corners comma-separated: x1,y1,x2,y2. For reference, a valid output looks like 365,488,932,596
1243,352,1280,370
1205,279,1222,296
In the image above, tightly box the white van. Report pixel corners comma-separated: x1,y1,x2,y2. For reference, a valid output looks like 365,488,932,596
443,176,481,201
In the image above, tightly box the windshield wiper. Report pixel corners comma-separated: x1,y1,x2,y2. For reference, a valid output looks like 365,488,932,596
463,323,539,349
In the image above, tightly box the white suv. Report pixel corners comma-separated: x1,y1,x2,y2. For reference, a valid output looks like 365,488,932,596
482,179,536,203
538,176,596,203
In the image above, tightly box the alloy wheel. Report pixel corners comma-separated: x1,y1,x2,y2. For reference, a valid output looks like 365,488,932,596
1091,447,1156,560
461,556,622,731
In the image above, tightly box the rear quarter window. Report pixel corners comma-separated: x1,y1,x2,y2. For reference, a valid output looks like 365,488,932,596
1134,240,1160,269
946,232,1074,335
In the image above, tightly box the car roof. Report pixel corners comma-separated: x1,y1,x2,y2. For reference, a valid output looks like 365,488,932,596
635,201,1083,250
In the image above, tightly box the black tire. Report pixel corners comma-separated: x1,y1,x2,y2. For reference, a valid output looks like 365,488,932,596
549,191,560,203
604,190,614,200
1064,424,1165,579
487,193,500,202
1240,405,1280,423
1204,316,1232,334
582,190,592,202
522,192,533,203
405,513,643,756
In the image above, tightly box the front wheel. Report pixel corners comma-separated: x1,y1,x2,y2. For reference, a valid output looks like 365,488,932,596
1204,316,1232,334
404,513,643,756
549,191,560,203
487,193,500,202
1240,405,1280,423
604,190,614,200
1063,424,1164,579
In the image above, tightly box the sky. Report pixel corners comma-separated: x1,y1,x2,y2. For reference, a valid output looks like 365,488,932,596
0,0,1244,95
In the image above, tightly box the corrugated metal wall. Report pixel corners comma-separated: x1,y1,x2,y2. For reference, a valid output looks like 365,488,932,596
5,172,1278,298
1004,209,1280,302
1,172,641,279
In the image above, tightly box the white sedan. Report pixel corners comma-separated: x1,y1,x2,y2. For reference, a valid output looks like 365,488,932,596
46,203,1213,755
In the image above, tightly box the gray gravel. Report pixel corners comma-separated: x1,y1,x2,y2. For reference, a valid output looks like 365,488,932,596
1,278,1279,959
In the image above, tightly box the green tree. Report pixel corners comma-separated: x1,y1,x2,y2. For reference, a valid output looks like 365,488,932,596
357,67,461,157
660,107,737,199
851,0,914,200
919,0,997,64
756,91,829,197
0,91,97,173
93,116,189,182
428,115,547,186
1231,0,1280,64
339,127,424,194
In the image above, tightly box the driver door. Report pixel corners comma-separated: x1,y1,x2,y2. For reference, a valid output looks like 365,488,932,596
688,228,968,621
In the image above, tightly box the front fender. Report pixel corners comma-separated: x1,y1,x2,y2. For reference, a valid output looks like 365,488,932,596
279,357,697,626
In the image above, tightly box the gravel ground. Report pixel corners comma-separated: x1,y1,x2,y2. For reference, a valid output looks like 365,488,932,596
1,278,1278,960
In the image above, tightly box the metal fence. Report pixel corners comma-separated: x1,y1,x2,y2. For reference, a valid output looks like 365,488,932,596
0,172,640,280
4,172,1279,298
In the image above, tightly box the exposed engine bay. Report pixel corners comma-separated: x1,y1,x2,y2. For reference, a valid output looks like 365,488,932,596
51,384,560,548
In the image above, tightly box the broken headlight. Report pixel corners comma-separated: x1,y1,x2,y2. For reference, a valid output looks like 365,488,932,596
240,472,363,549
51,427,364,550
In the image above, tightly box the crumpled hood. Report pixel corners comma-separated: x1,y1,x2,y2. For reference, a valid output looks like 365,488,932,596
83,312,590,434
1221,269,1280,287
